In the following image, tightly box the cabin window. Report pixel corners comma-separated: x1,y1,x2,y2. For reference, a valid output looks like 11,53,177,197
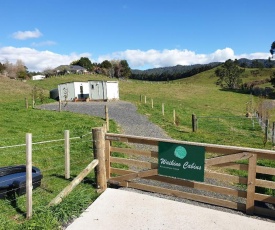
91,85,94,89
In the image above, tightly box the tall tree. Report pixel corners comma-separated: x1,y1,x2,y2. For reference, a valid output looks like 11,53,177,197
100,60,112,69
215,59,244,89
269,72,275,88
0,62,5,73
120,60,131,79
270,41,275,58
71,57,93,71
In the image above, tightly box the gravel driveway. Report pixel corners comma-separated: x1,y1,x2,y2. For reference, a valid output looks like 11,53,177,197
40,101,275,223
40,101,170,140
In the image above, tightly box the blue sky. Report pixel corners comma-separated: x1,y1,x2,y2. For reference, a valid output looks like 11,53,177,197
0,0,274,71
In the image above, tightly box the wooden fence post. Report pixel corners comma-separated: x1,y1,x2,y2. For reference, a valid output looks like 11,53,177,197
151,99,154,109
64,130,70,179
162,103,164,116
140,95,142,103
173,109,176,125
26,133,32,219
48,159,99,206
272,122,275,145
92,127,107,192
59,100,61,112
192,114,197,132
265,119,269,143
246,154,257,215
144,96,147,104
104,130,111,180
105,105,109,131
32,95,35,109
25,98,28,109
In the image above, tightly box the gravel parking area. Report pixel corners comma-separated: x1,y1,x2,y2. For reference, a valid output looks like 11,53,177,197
40,101,275,223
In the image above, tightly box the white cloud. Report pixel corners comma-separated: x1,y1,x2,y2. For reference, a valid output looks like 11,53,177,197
98,48,271,69
0,46,271,72
0,46,92,72
98,48,238,69
12,28,43,40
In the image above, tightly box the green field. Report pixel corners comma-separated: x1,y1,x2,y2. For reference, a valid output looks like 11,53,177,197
0,67,275,229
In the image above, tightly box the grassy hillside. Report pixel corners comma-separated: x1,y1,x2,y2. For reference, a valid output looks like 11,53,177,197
16,67,275,148
119,68,275,148
1,67,275,228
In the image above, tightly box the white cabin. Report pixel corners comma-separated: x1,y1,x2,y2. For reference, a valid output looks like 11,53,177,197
58,82,89,101
88,81,119,101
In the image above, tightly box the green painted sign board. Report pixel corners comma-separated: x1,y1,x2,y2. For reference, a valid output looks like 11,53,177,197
158,142,205,182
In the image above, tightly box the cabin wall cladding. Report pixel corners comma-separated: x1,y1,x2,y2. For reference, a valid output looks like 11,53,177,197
58,82,89,101
88,81,119,101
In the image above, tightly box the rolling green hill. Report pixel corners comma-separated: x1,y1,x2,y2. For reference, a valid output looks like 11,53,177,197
1,67,275,228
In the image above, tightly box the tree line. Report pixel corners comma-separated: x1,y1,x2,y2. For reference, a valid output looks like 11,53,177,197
70,57,131,79
0,60,29,80
130,64,219,81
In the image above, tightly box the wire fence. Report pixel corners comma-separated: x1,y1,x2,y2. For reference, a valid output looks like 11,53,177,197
196,115,259,134
0,130,96,220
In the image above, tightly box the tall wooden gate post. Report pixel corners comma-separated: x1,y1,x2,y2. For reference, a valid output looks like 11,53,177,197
26,133,32,219
92,127,107,192
64,130,70,179
246,153,257,215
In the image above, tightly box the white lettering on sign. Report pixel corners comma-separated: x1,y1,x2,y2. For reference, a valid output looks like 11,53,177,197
160,158,181,167
182,161,201,170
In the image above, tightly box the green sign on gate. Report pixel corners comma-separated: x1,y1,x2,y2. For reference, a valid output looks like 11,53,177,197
158,142,205,182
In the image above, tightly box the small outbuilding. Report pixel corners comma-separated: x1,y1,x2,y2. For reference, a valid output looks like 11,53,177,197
58,82,89,101
32,75,45,80
88,81,119,101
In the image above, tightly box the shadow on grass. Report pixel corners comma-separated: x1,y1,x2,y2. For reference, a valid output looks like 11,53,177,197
50,173,97,188
5,191,25,217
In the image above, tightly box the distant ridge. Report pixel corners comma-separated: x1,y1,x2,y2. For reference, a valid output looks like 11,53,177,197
130,58,275,81
237,58,275,68
131,62,221,75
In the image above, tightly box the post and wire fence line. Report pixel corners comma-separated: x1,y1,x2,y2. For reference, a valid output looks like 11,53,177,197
139,94,275,145
0,129,102,219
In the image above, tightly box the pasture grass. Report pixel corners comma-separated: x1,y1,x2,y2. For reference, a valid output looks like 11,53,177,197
1,67,275,228
0,79,118,228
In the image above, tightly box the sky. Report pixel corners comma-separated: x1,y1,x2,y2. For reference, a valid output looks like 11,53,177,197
0,0,274,72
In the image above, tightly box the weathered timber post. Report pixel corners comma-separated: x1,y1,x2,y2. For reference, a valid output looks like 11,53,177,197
151,99,154,109
105,105,109,131
26,133,32,219
48,159,99,206
64,130,70,179
25,98,28,109
173,109,176,125
272,122,275,145
32,95,35,109
246,154,257,215
192,114,197,132
59,100,62,112
92,127,107,192
144,96,147,104
264,119,269,144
